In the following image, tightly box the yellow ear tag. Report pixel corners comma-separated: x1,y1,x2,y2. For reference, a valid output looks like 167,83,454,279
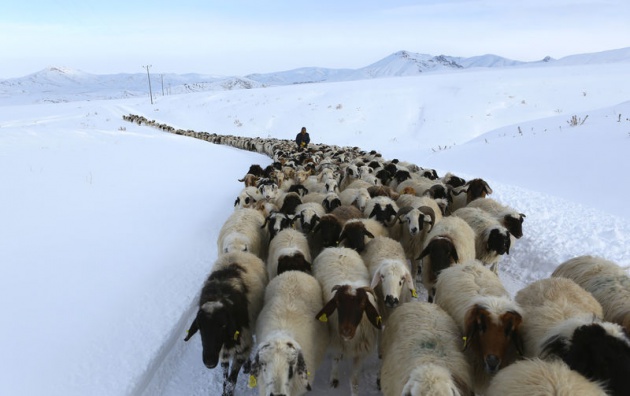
377,316,383,326
233,330,240,341
319,313,328,322
248,375,257,388
462,336,468,348
411,289,418,298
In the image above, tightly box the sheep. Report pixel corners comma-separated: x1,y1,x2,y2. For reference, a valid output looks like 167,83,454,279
397,193,447,219
485,358,608,396
453,207,512,274
363,195,399,229
417,216,476,302
184,251,268,396
310,205,364,256
250,271,329,396
322,192,342,213
234,186,260,209
338,163,361,191
515,277,630,396
338,218,388,253
441,172,467,189
552,255,630,333
293,202,326,234
217,208,269,260
395,204,437,278
434,261,524,394
380,302,473,396
266,228,312,279
361,236,416,313
273,191,303,215
261,211,295,241
367,185,399,200
339,187,371,212
313,247,382,396
238,173,260,188
450,178,493,212
467,197,526,239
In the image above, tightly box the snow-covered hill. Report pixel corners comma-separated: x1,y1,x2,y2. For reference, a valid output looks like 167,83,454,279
1,52,629,396
2,47,629,106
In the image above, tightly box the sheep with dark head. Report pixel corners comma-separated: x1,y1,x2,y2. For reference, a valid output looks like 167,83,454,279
184,251,268,396
435,261,524,394
515,276,630,396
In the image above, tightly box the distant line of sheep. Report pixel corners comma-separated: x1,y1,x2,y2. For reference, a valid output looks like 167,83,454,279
123,113,630,396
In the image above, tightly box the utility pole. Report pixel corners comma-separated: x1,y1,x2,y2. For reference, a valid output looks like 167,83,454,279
143,65,153,104
161,74,165,96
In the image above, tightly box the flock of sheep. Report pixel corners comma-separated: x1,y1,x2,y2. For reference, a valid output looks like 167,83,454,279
124,113,630,396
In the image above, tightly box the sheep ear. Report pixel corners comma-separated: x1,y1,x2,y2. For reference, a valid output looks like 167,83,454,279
463,305,484,351
364,296,382,330
315,296,338,322
296,350,308,384
417,243,432,261
451,245,460,263
250,351,261,377
184,316,199,341
338,231,347,243
370,268,382,289
365,229,375,239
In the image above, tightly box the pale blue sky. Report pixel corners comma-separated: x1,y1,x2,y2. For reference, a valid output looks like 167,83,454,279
1,0,629,78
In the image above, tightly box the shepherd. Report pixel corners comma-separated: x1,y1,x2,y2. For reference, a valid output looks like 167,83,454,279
295,127,310,150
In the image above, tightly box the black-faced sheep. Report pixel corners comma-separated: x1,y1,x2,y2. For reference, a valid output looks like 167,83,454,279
467,197,526,239
250,271,329,396
313,247,382,396
380,302,473,396
363,196,399,229
266,228,312,279
434,261,524,394
261,211,295,241
293,202,326,234
450,178,493,212
486,358,608,396
552,255,630,333
453,207,512,274
184,251,268,396
338,218,388,253
417,216,476,302
515,277,630,396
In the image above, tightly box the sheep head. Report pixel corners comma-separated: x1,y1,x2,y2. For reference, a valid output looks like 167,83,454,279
463,303,523,374
370,260,415,308
316,285,382,340
250,339,311,396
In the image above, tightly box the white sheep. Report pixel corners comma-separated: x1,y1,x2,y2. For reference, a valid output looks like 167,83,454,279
453,207,512,274
434,261,524,394
313,247,382,396
380,302,473,396
466,197,526,239
361,236,416,313
449,178,493,212
217,208,269,260
515,277,630,396
552,255,630,333
250,271,330,396
417,216,476,302
234,186,261,209
266,228,312,280
339,187,372,212
485,358,608,396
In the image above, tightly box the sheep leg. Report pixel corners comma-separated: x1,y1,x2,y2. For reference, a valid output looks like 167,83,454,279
350,355,362,396
329,353,342,388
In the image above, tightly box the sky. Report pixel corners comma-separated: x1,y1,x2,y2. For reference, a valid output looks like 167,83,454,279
1,55,629,395
2,0,630,78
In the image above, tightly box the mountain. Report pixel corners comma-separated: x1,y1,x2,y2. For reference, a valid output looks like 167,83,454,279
1,47,629,105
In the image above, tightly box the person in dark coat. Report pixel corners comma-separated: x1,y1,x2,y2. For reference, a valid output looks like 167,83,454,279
295,127,310,150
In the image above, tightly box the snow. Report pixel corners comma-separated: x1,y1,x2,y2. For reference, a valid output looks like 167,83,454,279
1,55,629,396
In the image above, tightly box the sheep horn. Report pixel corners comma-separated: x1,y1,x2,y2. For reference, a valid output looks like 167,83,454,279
396,206,415,220
418,206,436,230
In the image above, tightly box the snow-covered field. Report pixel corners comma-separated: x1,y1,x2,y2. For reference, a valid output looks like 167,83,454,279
1,57,629,396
